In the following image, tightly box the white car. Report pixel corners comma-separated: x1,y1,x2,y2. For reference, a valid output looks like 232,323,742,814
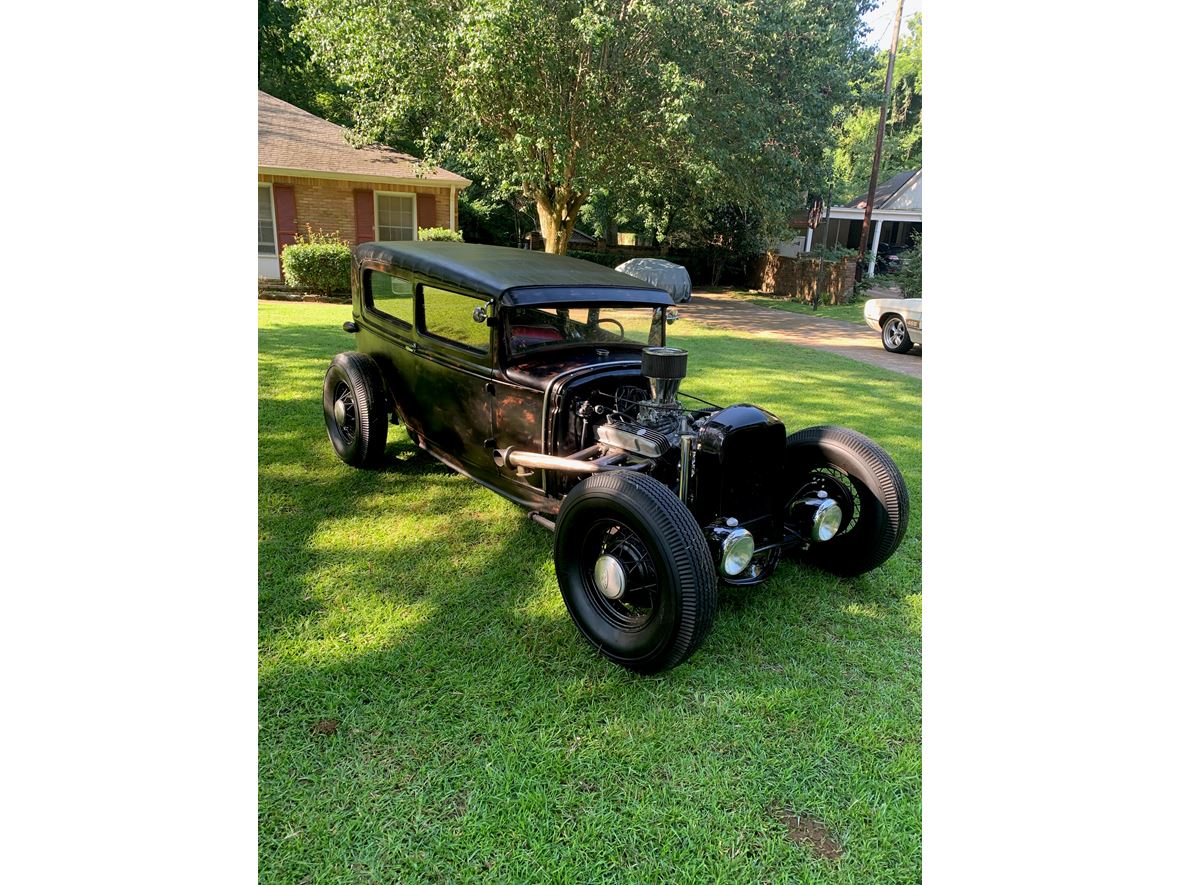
864,298,922,354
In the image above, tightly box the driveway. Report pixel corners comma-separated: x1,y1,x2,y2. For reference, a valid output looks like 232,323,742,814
679,293,921,380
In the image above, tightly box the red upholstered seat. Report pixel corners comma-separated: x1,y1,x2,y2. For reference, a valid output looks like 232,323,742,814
510,325,565,349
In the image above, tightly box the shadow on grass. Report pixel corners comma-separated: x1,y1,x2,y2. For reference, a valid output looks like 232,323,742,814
257,302,922,884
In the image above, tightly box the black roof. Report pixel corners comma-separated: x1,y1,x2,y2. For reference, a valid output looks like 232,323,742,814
354,241,673,307
844,169,920,210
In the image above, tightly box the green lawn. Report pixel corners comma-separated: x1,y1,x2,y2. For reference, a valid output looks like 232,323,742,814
731,293,870,325
259,301,921,884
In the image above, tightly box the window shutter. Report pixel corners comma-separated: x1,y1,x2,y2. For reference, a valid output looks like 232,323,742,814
354,189,375,244
416,193,436,233
272,184,297,280
273,185,298,246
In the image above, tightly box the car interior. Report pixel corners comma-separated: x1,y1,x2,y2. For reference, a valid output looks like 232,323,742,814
506,306,649,354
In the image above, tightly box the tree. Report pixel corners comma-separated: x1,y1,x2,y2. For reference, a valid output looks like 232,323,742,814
258,0,349,124
458,185,535,247
897,233,921,298
296,0,873,253
831,12,922,202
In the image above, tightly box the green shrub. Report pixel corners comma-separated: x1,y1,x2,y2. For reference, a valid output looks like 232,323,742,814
897,234,922,299
417,227,464,242
803,244,857,262
293,225,347,245
281,226,352,296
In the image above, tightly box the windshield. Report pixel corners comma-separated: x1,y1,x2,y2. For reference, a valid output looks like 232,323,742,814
506,305,667,355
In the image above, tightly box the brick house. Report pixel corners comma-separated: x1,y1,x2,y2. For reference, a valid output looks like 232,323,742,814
258,91,471,279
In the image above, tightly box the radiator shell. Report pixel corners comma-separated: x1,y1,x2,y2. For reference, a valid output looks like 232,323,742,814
692,405,786,544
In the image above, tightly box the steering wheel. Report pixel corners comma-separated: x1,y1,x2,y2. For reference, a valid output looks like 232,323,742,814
596,318,626,338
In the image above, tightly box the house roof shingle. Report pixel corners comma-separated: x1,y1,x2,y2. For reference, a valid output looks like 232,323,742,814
258,91,470,186
845,169,921,212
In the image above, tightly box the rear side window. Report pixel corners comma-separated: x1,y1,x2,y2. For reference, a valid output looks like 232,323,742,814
365,270,414,327
421,286,489,353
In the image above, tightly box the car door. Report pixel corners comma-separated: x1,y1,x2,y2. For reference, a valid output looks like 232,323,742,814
415,283,496,478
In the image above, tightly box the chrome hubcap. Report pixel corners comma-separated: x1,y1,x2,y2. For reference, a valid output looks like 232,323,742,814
886,319,905,345
334,397,349,425
593,554,627,600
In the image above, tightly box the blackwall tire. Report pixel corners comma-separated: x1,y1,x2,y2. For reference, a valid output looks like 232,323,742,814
881,315,914,353
323,352,388,469
784,425,909,577
554,471,717,674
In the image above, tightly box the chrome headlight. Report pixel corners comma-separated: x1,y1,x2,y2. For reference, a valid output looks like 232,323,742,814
811,498,843,542
721,528,755,576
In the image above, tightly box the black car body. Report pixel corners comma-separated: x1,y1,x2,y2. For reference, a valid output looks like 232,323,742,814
323,242,908,672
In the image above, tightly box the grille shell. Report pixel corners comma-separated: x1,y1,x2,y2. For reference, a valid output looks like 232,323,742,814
692,405,785,543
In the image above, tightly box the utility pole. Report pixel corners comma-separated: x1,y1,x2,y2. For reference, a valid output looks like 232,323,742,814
856,0,905,278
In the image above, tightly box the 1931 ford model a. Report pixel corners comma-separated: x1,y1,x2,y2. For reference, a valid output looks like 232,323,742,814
324,242,908,673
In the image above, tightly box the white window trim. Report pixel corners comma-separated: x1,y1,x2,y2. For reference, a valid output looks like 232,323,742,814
259,182,278,257
374,190,418,241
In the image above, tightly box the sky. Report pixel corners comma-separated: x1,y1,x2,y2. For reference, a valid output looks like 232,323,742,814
861,0,922,49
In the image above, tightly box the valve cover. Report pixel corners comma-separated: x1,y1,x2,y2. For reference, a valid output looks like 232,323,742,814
595,421,671,458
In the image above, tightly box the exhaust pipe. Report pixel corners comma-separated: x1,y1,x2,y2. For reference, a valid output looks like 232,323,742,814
493,445,628,474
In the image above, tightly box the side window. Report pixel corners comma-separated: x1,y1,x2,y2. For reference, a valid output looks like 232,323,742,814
258,185,276,255
365,270,414,327
420,285,489,353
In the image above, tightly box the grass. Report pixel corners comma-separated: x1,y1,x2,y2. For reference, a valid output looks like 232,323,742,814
719,291,871,325
706,286,913,326
259,301,921,884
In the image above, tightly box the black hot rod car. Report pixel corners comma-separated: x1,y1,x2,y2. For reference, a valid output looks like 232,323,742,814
324,242,908,673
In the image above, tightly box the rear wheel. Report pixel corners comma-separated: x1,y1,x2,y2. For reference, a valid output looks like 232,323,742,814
783,425,909,577
323,352,388,468
554,471,716,673
881,315,914,353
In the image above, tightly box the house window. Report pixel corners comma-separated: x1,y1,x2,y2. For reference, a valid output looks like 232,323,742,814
258,184,277,255
421,286,488,353
376,192,416,241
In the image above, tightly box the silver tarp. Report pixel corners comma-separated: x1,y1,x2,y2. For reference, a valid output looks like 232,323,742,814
614,258,692,304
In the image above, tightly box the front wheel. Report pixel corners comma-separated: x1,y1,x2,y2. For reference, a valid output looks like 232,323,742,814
881,315,914,353
554,471,717,674
783,426,909,577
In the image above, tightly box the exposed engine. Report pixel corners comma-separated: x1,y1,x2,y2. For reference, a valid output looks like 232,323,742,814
496,345,794,583
576,346,711,464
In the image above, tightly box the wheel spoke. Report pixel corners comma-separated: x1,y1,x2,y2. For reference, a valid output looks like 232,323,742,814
788,467,861,536
583,519,659,628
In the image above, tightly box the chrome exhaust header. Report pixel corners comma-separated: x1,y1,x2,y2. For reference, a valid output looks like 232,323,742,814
493,445,628,474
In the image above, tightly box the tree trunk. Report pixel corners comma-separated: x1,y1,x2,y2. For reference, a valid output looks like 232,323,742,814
536,200,562,253
533,185,585,254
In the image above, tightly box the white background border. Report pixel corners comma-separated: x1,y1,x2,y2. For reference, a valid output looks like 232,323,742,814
3,1,1178,882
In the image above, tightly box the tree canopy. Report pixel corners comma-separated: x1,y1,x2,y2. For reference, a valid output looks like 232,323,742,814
294,0,873,253
830,12,922,203
258,0,349,125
